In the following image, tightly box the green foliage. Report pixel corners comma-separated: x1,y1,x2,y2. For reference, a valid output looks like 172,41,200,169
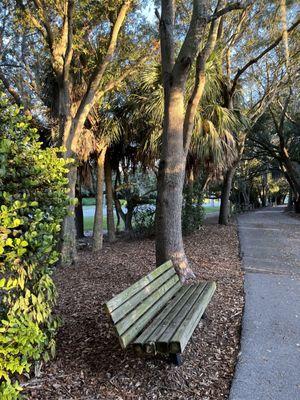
133,206,155,237
182,180,204,235
0,93,70,398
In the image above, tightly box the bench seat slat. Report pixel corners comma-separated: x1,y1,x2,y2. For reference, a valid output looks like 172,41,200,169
116,274,180,337
132,285,191,353
169,281,216,353
110,268,176,324
135,283,207,354
156,282,208,353
105,260,173,313
145,283,206,345
119,281,181,349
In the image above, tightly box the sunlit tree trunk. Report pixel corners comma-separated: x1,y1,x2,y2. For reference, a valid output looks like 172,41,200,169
156,85,187,272
156,0,223,280
105,156,116,242
93,148,107,251
60,168,78,266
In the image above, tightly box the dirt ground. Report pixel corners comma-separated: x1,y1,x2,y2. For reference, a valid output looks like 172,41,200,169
24,223,244,400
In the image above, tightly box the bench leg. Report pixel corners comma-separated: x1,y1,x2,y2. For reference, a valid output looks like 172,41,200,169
169,353,183,366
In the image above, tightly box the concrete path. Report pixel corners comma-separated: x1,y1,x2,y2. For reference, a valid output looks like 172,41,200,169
229,207,300,400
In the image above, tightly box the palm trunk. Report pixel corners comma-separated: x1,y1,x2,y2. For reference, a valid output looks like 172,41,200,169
219,167,235,225
104,156,116,242
93,148,107,251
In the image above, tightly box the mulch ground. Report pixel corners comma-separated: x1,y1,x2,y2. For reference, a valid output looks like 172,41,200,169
24,223,244,400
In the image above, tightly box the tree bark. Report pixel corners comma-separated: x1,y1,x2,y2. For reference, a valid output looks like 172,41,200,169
104,156,116,242
295,197,300,213
75,191,85,238
155,0,219,280
219,167,235,225
125,206,134,233
156,82,189,277
60,166,78,266
93,148,107,251
60,123,78,266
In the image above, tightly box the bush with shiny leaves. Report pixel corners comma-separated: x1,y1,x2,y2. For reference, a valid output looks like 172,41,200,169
0,93,70,399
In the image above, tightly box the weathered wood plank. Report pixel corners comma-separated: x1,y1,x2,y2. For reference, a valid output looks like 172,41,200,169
105,260,173,313
115,274,179,337
169,281,216,353
119,281,181,348
143,283,206,354
156,282,208,353
132,285,191,354
110,268,176,324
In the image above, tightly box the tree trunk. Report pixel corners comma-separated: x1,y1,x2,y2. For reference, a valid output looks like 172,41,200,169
282,161,300,213
287,186,293,210
125,207,134,233
60,165,78,266
295,197,300,213
261,188,267,207
58,80,78,267
155,85,192,279
93,148,107,251
219,167,235,225
75,192,85,238
155,0,221,280
104,156,116,242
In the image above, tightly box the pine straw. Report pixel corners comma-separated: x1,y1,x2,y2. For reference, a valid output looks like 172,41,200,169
24,223,244,400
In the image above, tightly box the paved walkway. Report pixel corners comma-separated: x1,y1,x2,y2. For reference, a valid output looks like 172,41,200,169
229,207,300,400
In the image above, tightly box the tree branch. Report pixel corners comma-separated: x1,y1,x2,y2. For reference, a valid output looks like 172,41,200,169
72,1,133,143
159,0,175,84
209,1,253,21
183,1,223,153
230,17,300,96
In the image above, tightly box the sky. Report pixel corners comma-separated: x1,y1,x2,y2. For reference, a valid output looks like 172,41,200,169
142,3,156,23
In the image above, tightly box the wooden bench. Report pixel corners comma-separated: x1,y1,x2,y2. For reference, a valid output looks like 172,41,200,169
105,261,216,365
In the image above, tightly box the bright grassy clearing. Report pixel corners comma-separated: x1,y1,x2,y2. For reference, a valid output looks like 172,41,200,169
83,210,124,231
83,205,219,231
204,206,220,214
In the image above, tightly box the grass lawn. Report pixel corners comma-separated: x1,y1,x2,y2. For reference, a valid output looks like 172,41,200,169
83,208,124,231
84,215,125,231
83,205,219,231
204,206,220,214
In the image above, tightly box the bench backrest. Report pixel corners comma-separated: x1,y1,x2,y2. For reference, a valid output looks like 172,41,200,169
105,261,181,349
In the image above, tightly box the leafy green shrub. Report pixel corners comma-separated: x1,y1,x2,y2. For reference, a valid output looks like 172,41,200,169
182,180,204,235
0,93,70,398
133,205,155,237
